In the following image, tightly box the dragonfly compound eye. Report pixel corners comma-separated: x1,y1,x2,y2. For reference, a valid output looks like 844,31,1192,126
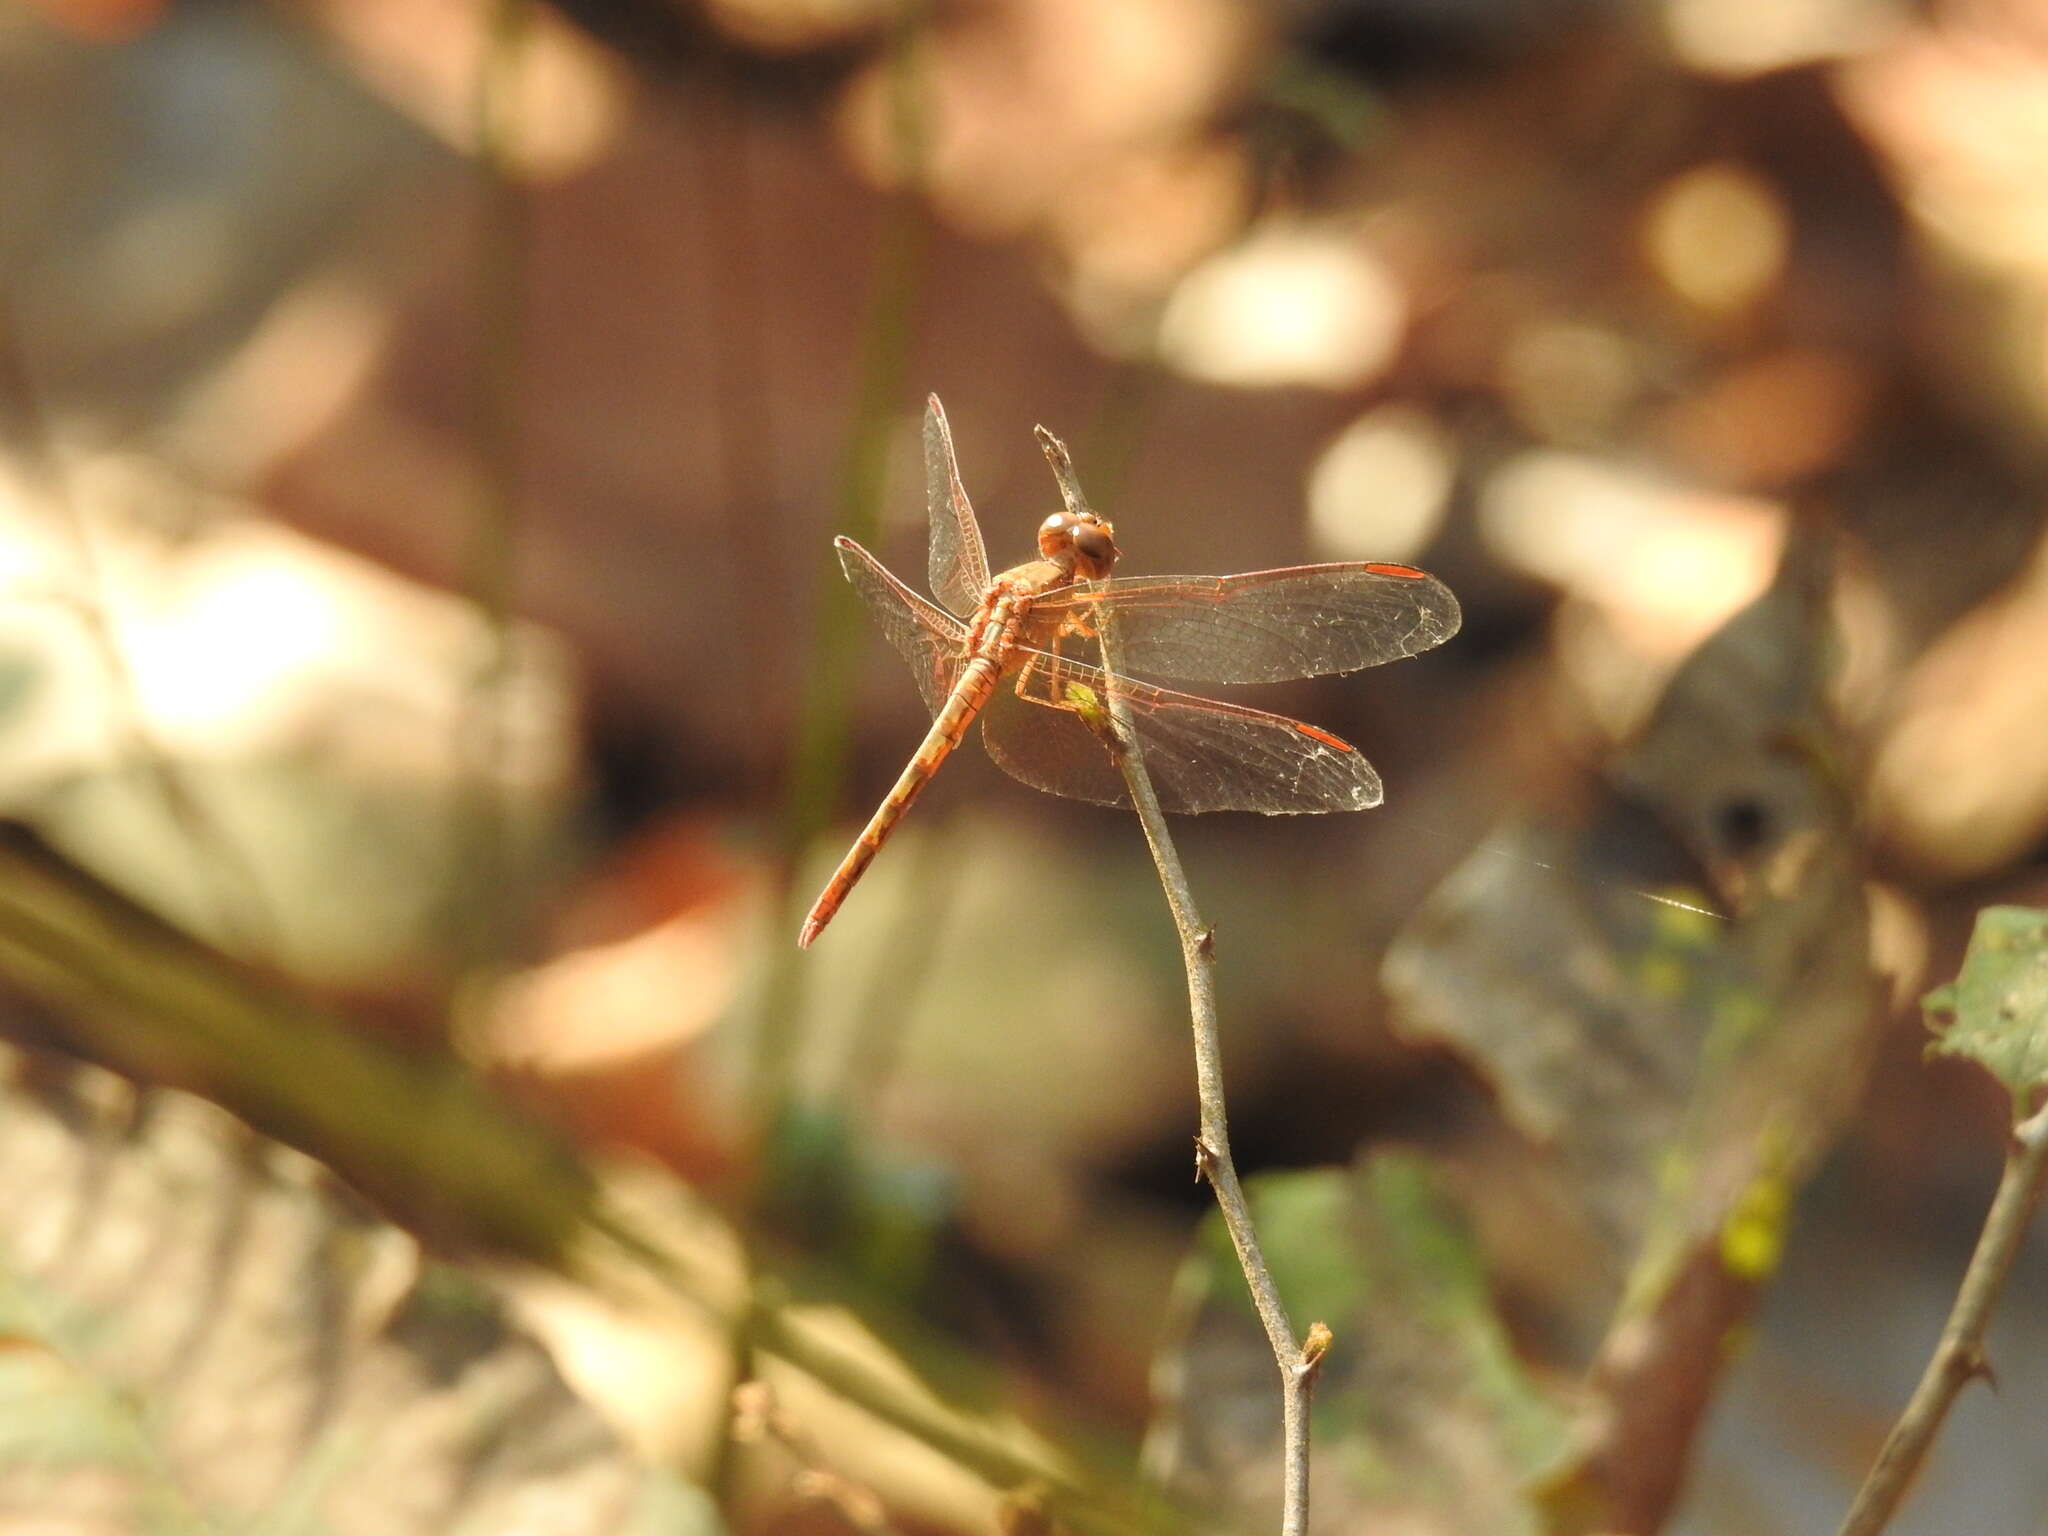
1074,526,1117,566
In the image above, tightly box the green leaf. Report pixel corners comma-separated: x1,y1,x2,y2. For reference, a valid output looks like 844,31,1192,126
1158,1152,1580,1535
1925,905,2048,1102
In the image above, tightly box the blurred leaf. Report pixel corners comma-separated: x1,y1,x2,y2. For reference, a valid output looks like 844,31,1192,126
618,1472,724,1536
36,753,563,987
1389,542,1872,1261
1924,905,2048,1102
0,828,1138,1535
1153,1152,1580,1536
1382,538,1877,1530
0,644,43,733
0,1048,705,1536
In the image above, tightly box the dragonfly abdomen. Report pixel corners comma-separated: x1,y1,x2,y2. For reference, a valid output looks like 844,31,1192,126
797,656,1004,948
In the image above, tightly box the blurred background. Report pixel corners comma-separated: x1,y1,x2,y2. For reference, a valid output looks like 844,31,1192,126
4,0,2048,1532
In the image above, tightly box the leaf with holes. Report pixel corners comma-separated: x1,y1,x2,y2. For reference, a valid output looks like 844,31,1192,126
1924,905,2048,1103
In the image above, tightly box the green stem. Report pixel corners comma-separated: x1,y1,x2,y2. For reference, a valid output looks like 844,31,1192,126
756,0,930,1130
444,0,532,1007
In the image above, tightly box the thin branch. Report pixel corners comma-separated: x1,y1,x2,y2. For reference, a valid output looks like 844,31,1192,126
1837,1099,2048,1536
1035,424,1324,1536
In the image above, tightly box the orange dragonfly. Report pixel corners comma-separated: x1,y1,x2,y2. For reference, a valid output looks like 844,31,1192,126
798,396,1460,948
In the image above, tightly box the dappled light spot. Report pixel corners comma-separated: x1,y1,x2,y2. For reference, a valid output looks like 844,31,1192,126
1054,142,1251,351
487,819,760,1183
299,0,623,178
836,0,1251,248
1866,882,1930,1014
122,534,352,738
1839,26,2048,429
703,0,894,52
1480,450,1785,636
1663,0,1902,77
1482,451,1786,737
169,276,394,482
1839,26,2048,278
1870,529,2048,879
1641,163,1790,315
1306,404,1455,563
1156,225,1406,389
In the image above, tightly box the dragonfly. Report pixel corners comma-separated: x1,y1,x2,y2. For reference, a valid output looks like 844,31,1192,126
798,395,1461,948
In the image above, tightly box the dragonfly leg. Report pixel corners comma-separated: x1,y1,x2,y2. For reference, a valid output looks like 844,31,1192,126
1012,645,1078,705
1011,645,1123,748
1010,648,1052,701
1014,605,1099,701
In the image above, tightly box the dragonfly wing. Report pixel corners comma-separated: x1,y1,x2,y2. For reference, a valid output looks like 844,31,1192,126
980,647,1382,814
1032,564,1461,684
924,395,991,618
836,536,970,716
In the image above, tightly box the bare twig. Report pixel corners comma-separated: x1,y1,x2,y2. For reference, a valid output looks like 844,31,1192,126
1837,1099,2048,1536
1035,424,1324,1536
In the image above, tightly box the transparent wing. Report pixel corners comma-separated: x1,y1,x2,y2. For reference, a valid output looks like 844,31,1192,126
1026,563,1461,685
924,395,991,619
979,646,1382,814
836,536,970,716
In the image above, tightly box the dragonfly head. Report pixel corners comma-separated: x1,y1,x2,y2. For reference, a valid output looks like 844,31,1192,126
1039,509,1120,579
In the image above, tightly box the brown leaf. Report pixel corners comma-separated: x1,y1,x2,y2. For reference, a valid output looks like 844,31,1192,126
1383,536,1879,1530
0,1046,707,1536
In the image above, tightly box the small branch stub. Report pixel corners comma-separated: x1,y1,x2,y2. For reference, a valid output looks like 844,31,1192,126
1299,1320,1334,1377
1954,1344,1994,1392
